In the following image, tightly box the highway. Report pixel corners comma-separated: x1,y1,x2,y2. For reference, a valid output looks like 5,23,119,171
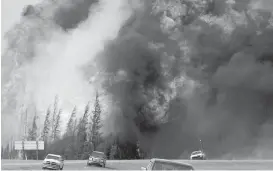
2,159,273,170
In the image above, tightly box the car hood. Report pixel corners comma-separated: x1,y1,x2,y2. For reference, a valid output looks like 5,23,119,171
89,157,103,160
44,159,61,163
191,153,204,157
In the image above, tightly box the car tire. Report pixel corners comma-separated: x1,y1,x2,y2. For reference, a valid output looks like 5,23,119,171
60,166,63,170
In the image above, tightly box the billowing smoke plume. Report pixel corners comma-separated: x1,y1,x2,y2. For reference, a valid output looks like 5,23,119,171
2,0,273,159
97,0,273,159
2,0,134,144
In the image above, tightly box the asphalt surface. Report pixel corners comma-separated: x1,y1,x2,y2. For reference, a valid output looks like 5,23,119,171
2,159,273,170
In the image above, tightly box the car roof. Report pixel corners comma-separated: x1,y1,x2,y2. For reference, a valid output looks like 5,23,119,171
191,150,203,154
47,154,61,157
151,158,193,167
92,151,104,154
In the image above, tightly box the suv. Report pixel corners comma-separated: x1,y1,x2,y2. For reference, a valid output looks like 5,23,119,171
87,151,106,167
42,154,64,170
190,150,206,160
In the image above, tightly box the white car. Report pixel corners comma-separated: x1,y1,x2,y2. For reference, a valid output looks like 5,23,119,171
42,154,64,170
141,158,194,170
190,150,206,160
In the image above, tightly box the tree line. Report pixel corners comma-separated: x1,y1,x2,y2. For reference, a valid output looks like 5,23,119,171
2,91,145,160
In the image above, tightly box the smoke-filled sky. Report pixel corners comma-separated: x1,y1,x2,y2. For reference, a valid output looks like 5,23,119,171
1,0,42,37
1,0,134,144
2,0,273,159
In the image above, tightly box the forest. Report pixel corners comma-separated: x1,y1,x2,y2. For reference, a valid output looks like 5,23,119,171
2,92,144,160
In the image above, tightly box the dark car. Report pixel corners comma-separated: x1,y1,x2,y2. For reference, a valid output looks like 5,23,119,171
42,154,64,170
87,151,106,167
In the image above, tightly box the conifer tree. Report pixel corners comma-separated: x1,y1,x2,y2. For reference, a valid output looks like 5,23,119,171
41,106,51,142
77,103,90,158
65,106,77,137
28,115,38,141
91,91,102,150
52,109,62,140
51,96,59,140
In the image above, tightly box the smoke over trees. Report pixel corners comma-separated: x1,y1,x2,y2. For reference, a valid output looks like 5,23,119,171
95,0,273,158
2,0,273,159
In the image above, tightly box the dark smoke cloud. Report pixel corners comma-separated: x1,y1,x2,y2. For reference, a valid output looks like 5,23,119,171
53,0,99,30
97,0,273,159
96,0,196,157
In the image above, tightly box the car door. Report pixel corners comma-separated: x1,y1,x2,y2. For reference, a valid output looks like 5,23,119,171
60,156,64,167
103,154,106,163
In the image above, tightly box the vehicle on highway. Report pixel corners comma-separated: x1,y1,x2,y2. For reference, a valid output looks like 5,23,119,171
42,154,64,170
87,151,106,167
190,150,206,160
141,158,194,170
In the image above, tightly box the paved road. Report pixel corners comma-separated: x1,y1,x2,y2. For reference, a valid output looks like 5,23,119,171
2,159,273,170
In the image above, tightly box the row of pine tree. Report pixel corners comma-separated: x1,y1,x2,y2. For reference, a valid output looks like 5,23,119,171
2,92,144,160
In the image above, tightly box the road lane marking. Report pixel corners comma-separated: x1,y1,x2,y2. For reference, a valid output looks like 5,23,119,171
2,161,86,166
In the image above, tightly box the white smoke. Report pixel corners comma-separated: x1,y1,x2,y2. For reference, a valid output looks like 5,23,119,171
1,0,134,144
1,0,42,36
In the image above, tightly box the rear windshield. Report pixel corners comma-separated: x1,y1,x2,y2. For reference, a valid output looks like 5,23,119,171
91,151,104,158
46,155,60,160
191,151,202,155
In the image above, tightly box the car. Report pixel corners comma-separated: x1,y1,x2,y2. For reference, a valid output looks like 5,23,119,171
42,154,64,170
87,151,106,167
141,158,194,170
190,150,206,160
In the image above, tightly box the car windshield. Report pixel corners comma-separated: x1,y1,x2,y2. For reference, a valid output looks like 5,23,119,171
192,151,202,155
91,151,104,158
152,161,193,170
46,155,60,160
